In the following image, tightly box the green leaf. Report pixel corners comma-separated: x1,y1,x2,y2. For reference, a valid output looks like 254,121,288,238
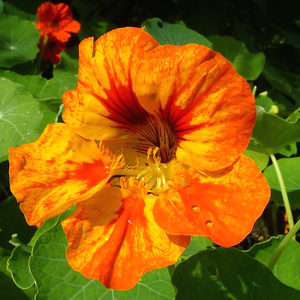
243,149,270,171
56,48,79,74
3,2,37,22
0,14,39,68
208,35,266,80
0,1,3,14
143,18,212,48
37,71,78,101
262,63,300,104
30,211,175,300
7,243,34,289
248,106,300,155
263,157,300,207
0,78,43,162
246,236,300,290
0,247,35,300
0,70,47,98
182,236,213,258
255,94,275,113
0,196,36,250
172,247,300,300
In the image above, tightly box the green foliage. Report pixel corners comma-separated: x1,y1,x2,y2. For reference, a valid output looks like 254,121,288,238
263,158,300,207
172,248,300,300
143,18,212,48
0,15,39,68
208,35,266,80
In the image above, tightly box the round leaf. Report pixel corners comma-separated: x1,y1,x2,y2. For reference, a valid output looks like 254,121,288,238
0,78,43,162
0,14,39,68
172,248,300,300
143,18,212,48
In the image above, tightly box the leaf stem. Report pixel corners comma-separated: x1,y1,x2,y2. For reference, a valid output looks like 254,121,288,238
286,106,300,122
268,218,300,270
270,154,294,231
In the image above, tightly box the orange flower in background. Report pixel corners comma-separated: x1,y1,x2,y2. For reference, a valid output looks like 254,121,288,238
35,2,81,42
37,37,66,64
9,27,270,290
35,2,80,64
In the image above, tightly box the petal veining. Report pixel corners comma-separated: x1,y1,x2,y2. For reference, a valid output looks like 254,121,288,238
63,27,160,140
134,44,256,171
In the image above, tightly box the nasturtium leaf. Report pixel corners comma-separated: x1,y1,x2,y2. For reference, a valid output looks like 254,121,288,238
0,78,43,162
278,143,297,157
143,18,212,48
182,236,213,258
0,1,3,14
0,14,39,68
3,2,37,22
248,106,300,155
172,247,300,300
0,247,35,300
0,196,36,250
262,63,300,104
37,71,78,101
30,212,175,300
0,70,47,98
7,243,34,289
208,35,266,80
255,94,275,113
246,236,300,290
243,149,269,171
56,48,79,74
263,157,300,207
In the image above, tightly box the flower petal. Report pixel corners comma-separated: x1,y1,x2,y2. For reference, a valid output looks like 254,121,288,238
134,44,256,171
153,155,270,247
62,28,160,141
62,187,190,290
9,123,114,225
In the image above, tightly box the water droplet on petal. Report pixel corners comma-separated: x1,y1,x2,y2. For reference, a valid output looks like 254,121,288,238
128,220,132,224
191,205,200,214
205,220,214,229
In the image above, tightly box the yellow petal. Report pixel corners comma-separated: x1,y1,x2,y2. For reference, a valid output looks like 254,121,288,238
62,186,190,290
9,123,115,225
63,27,160,140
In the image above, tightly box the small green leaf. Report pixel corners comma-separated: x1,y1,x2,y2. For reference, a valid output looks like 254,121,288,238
143,18,212,48
263,157,300,207
30,211,175,300
246,236,300,290
56,48,79,74
208,35,266,80
172,248,300,300
248,106,300,155
0,14,39,68
182,236,213,258
0,78,43,162
243,149,270,171
255,94,275,113
0,247,35,300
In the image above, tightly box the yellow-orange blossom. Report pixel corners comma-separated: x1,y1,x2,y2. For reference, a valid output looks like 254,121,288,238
9,27,270,290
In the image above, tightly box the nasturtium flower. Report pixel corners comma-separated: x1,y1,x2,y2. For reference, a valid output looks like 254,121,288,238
35,2,81,43
9,27,270,290
37,37,66,64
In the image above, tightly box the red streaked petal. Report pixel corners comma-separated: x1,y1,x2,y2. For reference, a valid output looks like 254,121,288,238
134,44,256,171
62,28,160,140
153,155,270,247
9,123,113,225
62,187,190,290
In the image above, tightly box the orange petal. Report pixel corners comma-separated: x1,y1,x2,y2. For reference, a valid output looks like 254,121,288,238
153,155,270,247
62,28,160,140
134,44,256,172
62,187,190,290
9,123,115,225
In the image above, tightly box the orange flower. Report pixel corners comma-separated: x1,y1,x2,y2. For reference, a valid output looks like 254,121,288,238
37,36,66,64
9,27,270,290
35,2,81,43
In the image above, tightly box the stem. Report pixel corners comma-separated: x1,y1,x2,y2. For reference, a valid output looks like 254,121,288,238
270,154,294,231
0,182,10,198
268,218,300,270
36,35,48,74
